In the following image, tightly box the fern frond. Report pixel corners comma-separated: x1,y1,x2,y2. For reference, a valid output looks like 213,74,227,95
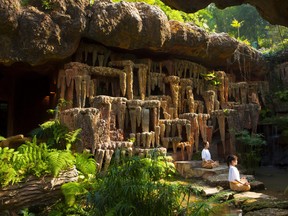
47,151,75,176
61,182,88,206
75,152,96,177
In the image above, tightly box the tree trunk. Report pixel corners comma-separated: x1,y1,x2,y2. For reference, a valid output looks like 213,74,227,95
0,167,78,212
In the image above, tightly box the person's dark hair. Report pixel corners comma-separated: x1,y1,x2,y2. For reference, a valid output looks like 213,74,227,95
226,154,237,167
203,141,208,147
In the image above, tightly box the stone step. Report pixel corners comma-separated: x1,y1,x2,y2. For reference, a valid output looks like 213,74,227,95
174,161,228,178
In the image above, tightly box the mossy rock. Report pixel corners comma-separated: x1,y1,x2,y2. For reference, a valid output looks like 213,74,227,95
242,200,288,214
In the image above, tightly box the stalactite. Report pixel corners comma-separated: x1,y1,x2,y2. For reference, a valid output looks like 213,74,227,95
98,55,104,67
198,114,207,143
75,76,82,107
142,133,147,148
142,108,150,132
216,111,226,155
95,149,105,171
89,79,95,99
172,138,181,154
226,110,238,154
162,137,169,149
136,133,141,147
239,82,248,104
81,79,87,107
177,123,182,139
103,149,114,171
58,69,66,99
92,50,97,66
118,102,126,131
147,132,152,148
249,104,260,134
66,80,74,109
119,73,127,97
171,122,177,137
166,121,171,137
136,106,142,128
137,64,148,100
125,64,133,100
202,90,215,114
129,109,137,134
186,123,191,143
160,123,165,140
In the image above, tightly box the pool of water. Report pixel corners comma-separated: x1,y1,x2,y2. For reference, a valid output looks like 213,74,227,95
254,165,288,199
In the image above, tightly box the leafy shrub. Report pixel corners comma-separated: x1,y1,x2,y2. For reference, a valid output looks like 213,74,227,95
236,130,266,174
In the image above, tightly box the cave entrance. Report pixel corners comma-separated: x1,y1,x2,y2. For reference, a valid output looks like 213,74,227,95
0,64,57,137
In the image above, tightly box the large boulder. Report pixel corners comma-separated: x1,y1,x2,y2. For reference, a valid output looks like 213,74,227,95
0,0,267,79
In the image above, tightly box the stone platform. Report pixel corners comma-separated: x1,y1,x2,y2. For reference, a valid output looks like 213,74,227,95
175,160,228,178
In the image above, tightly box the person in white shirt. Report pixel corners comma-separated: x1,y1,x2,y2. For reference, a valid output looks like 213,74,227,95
201,141,219,169
227,154,250,191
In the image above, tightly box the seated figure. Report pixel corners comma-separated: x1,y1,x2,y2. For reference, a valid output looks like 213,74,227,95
201,141,219,169
227,154,250,192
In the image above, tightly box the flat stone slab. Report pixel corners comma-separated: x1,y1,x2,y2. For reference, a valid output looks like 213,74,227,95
234,191,276,200
175,161,228,178
205,173,265,191
245,208,288,216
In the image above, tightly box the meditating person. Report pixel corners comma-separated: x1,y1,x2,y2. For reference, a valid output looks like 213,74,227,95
227,154,250,192
201,141,219,169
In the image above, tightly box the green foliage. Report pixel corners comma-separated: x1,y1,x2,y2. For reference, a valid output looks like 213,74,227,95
75,151,96,177
47,150,75,176
87,155,187,216
275,90,288,102
42,0,53,10
236,130,266,174
30,120,81,150
200,71,221,86
0,135,6,141
0,136,78,187
61,182,88,207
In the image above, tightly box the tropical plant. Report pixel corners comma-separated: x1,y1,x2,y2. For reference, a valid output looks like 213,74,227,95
231,18,244,39
86,155,187,216
0,137,77,187
236,130,266,174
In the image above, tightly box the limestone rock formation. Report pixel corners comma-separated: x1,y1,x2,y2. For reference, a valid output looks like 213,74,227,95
160,0,288,27
0,0,266,78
